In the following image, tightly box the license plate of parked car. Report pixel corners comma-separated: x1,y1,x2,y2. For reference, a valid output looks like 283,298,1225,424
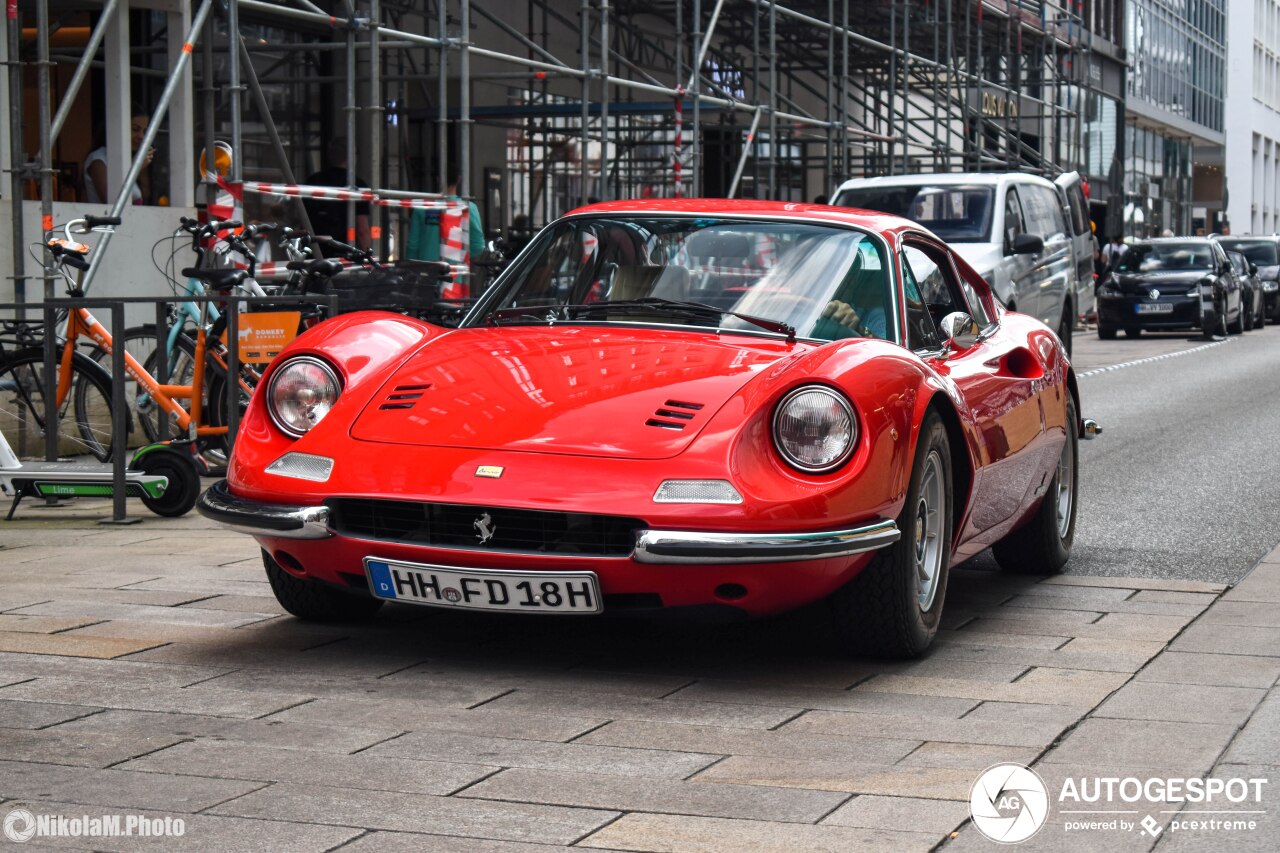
1135,303,1174,314
364,558,603,613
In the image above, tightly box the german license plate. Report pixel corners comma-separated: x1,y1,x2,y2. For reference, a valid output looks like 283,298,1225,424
364,558,602,613
1136,303,1174,314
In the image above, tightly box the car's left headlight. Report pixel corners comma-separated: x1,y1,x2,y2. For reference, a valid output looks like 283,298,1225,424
267,356,342,437
772,385,857,473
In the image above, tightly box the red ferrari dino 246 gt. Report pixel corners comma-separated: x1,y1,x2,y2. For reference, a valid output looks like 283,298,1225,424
199,199,1099,658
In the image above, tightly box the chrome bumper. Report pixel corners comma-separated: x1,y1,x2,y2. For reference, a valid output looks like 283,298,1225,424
633,519,900,565
196,479,331,539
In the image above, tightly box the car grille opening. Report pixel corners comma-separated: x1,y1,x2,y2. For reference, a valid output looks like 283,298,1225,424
645,399,705,430
326,498,644,557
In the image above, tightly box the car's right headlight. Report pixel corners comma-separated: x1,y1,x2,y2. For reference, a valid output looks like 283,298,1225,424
267,356,342,437
772,385,857,474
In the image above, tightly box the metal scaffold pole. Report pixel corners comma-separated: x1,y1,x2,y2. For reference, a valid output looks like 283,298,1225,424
6,0,26,308
36,0,53,298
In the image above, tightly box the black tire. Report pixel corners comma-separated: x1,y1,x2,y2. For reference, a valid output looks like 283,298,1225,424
1244,295,1255,332
263,550,384,622
0,347,116,461
1124,327,1141,339
1229,300,1245,334
993,396,1078,574
132,447,201,517
1057,308,1073,356
1202,299,1227,339
828,410,953,659
1097,325,1117,340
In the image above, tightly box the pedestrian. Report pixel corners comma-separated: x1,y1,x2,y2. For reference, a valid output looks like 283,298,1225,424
405,166,484,263
303,137,371,249
1101,235,1128,272
83,105,153,205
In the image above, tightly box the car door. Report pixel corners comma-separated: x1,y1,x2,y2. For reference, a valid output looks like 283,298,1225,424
1055,172,1095,311
1001,186,1041,318
901,237,1046,547
1021,183,1075,328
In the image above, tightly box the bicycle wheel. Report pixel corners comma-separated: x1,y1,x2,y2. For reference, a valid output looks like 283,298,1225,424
139,329,200,443
0,347,116,461
88,323,163,448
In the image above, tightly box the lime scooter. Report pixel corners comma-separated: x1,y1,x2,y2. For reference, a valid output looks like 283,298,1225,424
0,429,201,520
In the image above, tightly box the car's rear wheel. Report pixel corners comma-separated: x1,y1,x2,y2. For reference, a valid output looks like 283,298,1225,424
992,396,1078,575
828,410,952,659
263,550,384,621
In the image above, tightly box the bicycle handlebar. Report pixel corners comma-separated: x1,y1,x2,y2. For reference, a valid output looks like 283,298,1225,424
83,215,121,229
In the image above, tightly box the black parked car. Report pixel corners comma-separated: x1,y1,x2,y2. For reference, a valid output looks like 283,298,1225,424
1226,250,1266,330
1215,235,1280,321
1097,238,1242,339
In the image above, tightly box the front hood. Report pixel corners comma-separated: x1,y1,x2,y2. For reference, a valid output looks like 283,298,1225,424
1111,271,1208,293
350,326,801,459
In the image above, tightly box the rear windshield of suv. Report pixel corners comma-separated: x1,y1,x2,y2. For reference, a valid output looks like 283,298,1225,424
1216,240,1278,265
835,185,994,243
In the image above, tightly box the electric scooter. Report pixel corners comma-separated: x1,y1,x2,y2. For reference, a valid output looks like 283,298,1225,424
0,430,201,520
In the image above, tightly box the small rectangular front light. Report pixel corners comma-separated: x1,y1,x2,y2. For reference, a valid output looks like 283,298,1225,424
653,480,743,504
266,452,334,482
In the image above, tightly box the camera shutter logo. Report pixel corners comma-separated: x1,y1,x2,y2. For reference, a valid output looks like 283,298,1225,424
3,808,37,843
970,763,1050,844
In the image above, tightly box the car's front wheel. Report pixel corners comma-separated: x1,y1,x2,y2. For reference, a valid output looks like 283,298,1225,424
263,551,384,622
992,396,1079,574
1097,324,1117,340
828,410,953,659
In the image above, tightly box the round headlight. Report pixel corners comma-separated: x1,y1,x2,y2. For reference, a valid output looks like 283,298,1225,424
267,356,341,437
772,386,857,473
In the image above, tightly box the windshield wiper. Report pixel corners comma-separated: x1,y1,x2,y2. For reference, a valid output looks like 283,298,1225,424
565,297,796,343
481,305,564,325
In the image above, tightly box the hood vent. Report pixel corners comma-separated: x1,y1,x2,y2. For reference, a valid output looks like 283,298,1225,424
379,383,431,411
646,399,705,430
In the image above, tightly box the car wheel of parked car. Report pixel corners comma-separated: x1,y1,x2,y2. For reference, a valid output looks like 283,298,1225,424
828,410,952,659
1124,327,1141,339
263,550,384,622
1057,310,1073,356
993,396,1078,575
1098,325,1117,340
1229,304,1245,334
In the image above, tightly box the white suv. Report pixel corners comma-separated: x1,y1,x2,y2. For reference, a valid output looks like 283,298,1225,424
832,172,1083,352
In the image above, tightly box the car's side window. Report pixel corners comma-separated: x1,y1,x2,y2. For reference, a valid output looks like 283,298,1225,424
1025,185,1068,240
904,240,992,346
901,251,942,351
1003,188,1025,253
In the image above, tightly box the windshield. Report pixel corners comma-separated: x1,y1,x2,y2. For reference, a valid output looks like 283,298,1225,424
1217,240,1278,265
472,216,894,343
834,184,994,242
1116,243,1214,273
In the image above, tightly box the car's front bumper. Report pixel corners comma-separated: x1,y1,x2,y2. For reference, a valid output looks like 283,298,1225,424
1097,294,1200,330
198,480,900,565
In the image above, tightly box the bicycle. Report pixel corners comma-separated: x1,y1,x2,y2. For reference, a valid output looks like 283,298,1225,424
0,215,249,465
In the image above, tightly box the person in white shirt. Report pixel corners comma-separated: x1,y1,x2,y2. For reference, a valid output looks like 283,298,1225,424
83,106,152,205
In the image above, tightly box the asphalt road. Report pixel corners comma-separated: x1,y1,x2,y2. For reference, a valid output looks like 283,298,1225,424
967,323,1280,584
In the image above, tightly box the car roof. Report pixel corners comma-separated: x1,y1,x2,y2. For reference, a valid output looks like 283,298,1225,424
565,198,927,238
833,172,1055,192
1135,237,1215,245
1211,234,1280,242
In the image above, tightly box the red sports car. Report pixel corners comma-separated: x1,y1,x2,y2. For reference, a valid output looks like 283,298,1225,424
199,199,1099,658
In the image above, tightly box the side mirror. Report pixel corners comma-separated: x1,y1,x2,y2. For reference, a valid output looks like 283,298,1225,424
1010,233,1044,255
1250,263,1259,276
939,311,980,352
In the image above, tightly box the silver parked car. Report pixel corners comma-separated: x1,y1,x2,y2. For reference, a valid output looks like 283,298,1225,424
832,172,1082,353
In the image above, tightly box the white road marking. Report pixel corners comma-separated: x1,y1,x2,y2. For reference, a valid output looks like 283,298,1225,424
1077,338,1233,379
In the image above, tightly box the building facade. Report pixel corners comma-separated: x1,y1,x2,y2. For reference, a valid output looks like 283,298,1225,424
1225,0,1280,234
1124,0,1226,237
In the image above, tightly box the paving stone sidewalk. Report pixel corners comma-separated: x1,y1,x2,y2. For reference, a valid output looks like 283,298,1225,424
0,498,1276,852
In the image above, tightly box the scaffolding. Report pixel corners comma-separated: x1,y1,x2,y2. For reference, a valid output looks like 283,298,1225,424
4,0,1119,304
